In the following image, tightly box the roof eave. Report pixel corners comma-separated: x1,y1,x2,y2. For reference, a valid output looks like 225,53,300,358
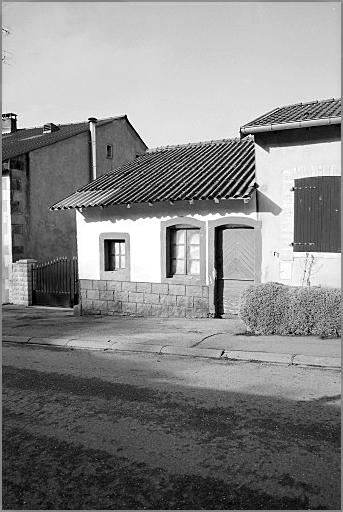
50,194,256,211
240,116,341,135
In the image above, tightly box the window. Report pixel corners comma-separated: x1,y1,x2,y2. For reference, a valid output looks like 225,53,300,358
106,144,113,159
104,240,125,271
293,176,340,253
169,228,200,276
100,233,130,281
161,218,206,284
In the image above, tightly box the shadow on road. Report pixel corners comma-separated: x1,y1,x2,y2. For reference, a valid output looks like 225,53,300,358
2,351,341,510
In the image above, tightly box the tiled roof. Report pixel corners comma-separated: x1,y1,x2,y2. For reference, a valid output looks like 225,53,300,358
51,137,256,209
2,115,147,160
241,98,341,132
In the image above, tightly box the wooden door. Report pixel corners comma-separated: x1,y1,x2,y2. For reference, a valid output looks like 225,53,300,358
216,227,255,316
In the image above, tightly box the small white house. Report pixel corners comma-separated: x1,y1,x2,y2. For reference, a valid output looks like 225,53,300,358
51,98,341,318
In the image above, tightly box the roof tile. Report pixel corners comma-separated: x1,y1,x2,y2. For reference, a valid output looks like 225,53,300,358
241,98,341,131
51,137,256,209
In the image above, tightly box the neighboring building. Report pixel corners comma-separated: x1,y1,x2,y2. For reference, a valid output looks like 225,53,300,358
51,98,341,318
240,97,341,288
2,113,147,303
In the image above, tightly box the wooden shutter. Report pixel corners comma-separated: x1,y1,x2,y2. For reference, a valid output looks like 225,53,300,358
293,176,341,252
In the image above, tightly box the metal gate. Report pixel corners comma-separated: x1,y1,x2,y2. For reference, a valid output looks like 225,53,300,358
32,257,79,308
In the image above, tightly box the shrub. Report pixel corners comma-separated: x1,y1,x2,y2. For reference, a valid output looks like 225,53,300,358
239,282,341,338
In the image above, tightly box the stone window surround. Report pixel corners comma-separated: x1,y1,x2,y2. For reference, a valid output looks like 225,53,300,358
161,217,206,286
99,232,130,281
207,217,262,316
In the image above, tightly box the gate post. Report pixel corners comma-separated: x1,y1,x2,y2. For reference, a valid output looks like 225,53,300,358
10,259,37,306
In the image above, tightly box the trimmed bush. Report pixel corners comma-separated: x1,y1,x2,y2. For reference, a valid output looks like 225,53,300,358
239,282,341,338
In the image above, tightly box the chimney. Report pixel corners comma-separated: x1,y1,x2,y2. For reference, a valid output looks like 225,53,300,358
88,117,97,180
2,113,17,134
43,122,59,134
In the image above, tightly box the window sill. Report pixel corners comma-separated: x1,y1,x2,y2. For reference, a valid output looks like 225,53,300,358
162,275,204,286
100,269,130,281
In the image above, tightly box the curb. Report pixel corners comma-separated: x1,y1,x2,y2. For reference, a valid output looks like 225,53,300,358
221,350,341,369
3,335,31,344
160,346,223,359
2,336,341,369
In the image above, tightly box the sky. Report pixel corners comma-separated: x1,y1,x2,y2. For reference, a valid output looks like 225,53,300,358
2,2,341,148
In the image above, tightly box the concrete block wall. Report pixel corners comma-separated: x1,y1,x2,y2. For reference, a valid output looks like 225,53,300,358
79,279,209,318
10,259,37,305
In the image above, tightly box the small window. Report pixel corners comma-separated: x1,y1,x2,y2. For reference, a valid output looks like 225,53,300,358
169,228,200,276
104,240,125,271
106,144,113,159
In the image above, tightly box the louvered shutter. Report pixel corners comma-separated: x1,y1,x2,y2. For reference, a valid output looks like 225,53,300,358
293,176,340,252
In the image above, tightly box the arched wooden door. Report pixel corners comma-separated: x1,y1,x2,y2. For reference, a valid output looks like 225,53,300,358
215,226,256,316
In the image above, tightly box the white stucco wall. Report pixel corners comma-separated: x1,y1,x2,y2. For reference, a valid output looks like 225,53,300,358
76,200,257,284
255,136,341,287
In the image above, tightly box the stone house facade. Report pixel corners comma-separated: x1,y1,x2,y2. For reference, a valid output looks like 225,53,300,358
51,97,341,318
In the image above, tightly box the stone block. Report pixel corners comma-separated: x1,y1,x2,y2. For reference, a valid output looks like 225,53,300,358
136,303,152,316
81,299,93,310
86,289,99,300
202,286,209,298
152,283,169,294
168,306,186,318
121,281,137,292
93,300,108,311
80,279,93,290
128,292,144,303
150,304,165,317
99,290,114,301
168,284,186,296
136,282,152,293
113,291,129,302
106,281,122,291
193,297,209,309
107,300,122,313
92,280,107,291
121,302,137,314
176,295,193,308
144,293,160,304
186,285,203,297
159,294,176,306
84,309,101,316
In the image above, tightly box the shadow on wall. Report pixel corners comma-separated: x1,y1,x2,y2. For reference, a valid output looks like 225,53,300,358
254,124,341,152
82,198,259,223
256,190,282,215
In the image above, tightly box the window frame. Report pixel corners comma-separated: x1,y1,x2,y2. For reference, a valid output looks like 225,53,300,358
106,144,113,159
100,232,130,281
169,227,201,277
161,217,206,285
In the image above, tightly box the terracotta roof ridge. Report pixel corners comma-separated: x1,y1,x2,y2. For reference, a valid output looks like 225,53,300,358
147,136,250,153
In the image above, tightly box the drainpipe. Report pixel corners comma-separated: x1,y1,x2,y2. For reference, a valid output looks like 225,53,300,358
88,117,97,180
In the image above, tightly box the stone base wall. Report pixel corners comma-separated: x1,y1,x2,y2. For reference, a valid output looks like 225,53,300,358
79,279,209,318
10,259,37,306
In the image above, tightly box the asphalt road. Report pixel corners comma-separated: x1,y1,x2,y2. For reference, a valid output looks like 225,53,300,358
3,343,341,510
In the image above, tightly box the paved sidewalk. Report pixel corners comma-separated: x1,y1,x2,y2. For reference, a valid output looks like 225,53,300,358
2,305,341,369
